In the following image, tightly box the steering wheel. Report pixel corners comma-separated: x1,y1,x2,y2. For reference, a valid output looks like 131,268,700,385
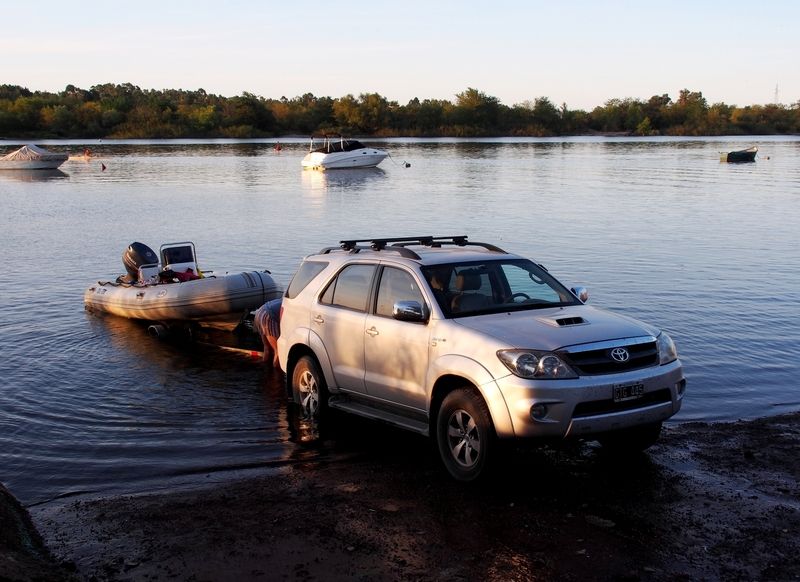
508,292,531,303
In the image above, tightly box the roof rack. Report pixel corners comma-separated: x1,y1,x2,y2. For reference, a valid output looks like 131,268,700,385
319,236,507,260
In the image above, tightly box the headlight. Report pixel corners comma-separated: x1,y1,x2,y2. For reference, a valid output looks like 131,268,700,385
656,332,678,364
497,350,578,379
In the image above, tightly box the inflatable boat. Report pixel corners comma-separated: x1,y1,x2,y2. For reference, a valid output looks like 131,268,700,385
84,242,282,325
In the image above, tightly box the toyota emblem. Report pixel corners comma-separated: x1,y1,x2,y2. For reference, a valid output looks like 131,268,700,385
610,347,630,362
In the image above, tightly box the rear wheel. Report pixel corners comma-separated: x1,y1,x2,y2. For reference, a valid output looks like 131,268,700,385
436,388,495,482
598,421,662,453
291,355,327,420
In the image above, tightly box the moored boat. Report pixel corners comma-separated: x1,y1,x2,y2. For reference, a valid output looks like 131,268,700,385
720,146,757,163
301,135,388,170
0,144,68,170
84,242,282,324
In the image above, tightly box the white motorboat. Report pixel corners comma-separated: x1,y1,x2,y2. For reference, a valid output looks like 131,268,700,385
301,135,388,170
0,144,68,170
84,242,282,325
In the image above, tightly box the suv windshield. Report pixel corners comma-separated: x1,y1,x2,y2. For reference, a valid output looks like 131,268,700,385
422,259,580,317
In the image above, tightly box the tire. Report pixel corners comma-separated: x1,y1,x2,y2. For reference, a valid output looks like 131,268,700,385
436,388,495,482
598,421,662,453
291,355,327,420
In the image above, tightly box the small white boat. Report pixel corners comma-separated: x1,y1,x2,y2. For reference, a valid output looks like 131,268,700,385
301,135,388,170
0,144,68,170
84,242,282,324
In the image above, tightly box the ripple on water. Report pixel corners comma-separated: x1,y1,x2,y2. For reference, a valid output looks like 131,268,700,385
2,137,799,504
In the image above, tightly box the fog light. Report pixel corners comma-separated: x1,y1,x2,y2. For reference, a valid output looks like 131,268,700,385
677,378,687,396
530,403,548,420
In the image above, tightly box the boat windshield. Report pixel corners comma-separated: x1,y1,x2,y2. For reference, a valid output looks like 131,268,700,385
310,137,365,154
421,259,581,318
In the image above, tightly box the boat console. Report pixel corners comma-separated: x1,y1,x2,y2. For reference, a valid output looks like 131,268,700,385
119,241,201,285
160,242,199,275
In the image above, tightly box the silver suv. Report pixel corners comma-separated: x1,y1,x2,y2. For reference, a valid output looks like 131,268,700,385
278,236,686,481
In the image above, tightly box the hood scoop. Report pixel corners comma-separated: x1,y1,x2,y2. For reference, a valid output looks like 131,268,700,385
537,315,588,327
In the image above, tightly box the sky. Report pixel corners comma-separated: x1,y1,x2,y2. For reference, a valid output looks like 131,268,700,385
2,0,797,110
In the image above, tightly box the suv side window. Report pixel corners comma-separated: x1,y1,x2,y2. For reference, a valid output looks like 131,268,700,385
375,267,425,317
286,261,328,299
319,264,376,312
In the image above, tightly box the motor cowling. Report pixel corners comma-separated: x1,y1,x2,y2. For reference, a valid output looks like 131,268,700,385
122,242,158,282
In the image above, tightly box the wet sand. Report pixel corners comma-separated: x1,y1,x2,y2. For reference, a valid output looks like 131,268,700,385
4,411,800,581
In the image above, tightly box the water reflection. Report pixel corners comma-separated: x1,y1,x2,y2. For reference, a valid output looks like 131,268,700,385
300,167,387,192
0,311,298,505
0,169,69,182
3,137,800,506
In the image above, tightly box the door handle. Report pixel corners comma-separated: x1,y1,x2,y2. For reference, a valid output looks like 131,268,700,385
313,315,324,324
365,326,379,337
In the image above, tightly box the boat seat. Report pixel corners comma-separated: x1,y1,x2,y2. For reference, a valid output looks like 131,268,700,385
137,263,161,284
163,261,199,274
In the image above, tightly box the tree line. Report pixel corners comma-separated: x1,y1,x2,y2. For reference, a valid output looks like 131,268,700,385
1,83,798,139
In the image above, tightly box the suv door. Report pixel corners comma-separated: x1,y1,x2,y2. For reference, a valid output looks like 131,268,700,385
313,263,377,394
363,266,431,411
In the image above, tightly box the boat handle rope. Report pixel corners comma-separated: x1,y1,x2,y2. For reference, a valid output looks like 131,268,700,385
386,152,412,168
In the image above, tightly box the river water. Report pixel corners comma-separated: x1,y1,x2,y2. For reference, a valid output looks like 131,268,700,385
1,136,798,505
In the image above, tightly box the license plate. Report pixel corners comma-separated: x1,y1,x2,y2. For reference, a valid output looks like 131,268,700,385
612,382,644,402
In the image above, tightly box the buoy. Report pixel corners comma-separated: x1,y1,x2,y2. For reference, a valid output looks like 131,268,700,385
405,162,411,168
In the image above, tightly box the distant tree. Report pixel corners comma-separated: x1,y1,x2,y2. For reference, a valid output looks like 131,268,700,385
635,116,653,136
531,97,561,133
668,89,708,134
332,94,360,132
590,99,624,132
643,93,672,132
357,92,393,134
92,83,140,113
0,82,792,138
220,92,275,135
178,103,218,135
40,105,77,136
705,102,733,135
453,87,501,133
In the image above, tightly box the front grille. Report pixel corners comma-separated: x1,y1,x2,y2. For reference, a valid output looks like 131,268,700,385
561,340,658,375
573,388,672,418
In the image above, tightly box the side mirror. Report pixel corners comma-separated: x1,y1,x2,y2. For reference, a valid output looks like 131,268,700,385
571,286,589,303
393,300,428,322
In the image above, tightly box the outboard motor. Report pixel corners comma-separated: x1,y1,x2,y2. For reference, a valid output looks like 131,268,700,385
121,242,158,283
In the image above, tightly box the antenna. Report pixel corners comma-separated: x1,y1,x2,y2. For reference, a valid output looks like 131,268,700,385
774,83,779,104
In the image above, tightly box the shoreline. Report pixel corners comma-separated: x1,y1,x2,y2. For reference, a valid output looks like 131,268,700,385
3,411,799,581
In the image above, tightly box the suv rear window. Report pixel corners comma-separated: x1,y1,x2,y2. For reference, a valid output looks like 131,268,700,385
286,261,328,299
319,264,377,312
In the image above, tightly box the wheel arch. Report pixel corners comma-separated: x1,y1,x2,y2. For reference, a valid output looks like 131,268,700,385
285,337,336,400
428,363,515,438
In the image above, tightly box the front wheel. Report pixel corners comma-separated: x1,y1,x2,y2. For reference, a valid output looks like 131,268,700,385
291,355,327,420
436,388,495,482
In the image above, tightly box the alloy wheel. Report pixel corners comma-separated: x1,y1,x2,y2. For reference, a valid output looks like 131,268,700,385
446,409,481,468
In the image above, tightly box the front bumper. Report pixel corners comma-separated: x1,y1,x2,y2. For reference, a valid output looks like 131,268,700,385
494,359,685,439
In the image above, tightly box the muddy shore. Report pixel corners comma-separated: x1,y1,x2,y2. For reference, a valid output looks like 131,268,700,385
3,411,799,581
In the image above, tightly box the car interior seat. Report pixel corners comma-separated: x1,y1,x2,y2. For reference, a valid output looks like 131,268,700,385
451,270,490,313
